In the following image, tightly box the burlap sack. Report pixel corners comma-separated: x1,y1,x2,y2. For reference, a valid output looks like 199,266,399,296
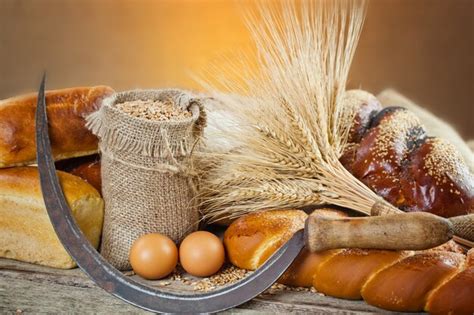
86,89,206,270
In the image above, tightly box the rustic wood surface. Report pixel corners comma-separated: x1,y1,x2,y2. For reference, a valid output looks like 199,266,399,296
0,258,413,314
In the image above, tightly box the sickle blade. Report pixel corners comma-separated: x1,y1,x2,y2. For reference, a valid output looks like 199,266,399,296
35,74,305,314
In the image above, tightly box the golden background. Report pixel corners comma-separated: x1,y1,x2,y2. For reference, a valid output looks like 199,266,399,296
0,0,472,138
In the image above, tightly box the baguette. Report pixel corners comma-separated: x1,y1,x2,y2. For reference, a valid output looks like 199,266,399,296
224,209,474,313
0,167,104,268
0,86,114,168
313,249,411,300
360,251,465,312
425,249,474,314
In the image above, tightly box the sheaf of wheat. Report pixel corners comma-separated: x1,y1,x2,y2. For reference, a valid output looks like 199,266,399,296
196,0,389,223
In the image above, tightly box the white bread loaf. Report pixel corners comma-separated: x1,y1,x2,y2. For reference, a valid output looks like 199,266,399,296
0,167,104,269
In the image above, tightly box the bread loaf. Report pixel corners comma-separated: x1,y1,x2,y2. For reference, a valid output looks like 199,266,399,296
377,89,474,174
56,155,102,194
224,209,307,270
313,249,411,300
0,167,104,268
0,86,114,168
224,208,346,287
224,209,474,313
425,249,474,314
361,251,465,312
342,90,474,218
278,248,340,288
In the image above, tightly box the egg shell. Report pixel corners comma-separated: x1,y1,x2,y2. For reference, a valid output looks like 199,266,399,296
129,233,178,280
179,231,225,277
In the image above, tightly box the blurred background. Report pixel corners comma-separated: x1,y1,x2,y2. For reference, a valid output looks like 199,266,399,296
0,0,472,138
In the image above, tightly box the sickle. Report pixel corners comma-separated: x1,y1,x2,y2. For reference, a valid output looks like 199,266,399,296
35,74,304,314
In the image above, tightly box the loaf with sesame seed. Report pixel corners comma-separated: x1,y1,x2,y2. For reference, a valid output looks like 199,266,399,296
342,90,473,218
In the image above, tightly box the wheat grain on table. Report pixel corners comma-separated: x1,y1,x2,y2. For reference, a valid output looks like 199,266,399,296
0,258,421,314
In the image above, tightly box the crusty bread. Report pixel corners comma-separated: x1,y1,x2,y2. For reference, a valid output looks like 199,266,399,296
361,251,465,312
425,250,474,314
313,249,411,300
0,167,104,268
0,86,114,168
224,209,307,270
55,155,102,194
278,248,340,287
223,208,347,286
225,209,474,313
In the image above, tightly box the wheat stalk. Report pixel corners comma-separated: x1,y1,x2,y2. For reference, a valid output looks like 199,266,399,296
197,0,394,223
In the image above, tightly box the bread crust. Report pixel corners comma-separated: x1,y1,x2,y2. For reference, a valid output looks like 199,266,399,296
224,208,348,287
224,209,307,270
425,267,474,314
55,155,102,194
361,251,465,312
225,209,474,313
0,86,114,168
278,248,340,287
0,167,104,268
425,249,474,314
70,159,102,194
342,93,474,218
313,249,411,300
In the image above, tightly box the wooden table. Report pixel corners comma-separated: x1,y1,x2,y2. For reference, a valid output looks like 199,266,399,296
0,258,409,314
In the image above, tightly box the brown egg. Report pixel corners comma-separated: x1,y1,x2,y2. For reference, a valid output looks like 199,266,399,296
179,231,225,277
129,233,178,280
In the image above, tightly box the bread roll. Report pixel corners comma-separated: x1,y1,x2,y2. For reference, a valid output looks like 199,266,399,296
56,155,102,194
0,167,104,268
0,86,114,168
224,209,307,270
377,89,474,174
343,89,383,144
349,108,425,207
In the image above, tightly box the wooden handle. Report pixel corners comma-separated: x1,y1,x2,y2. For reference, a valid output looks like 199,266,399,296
304,212,453,252
370,199,473,243
449,214,474,242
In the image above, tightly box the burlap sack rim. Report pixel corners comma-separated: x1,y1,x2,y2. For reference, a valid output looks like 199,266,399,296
86,89,206,159
102,90,201,128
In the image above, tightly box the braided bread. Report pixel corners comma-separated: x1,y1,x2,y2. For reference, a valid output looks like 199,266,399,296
224,209,474,313
342,90,473,218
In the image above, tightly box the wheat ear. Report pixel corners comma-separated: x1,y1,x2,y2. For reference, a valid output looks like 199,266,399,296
197,0,398,223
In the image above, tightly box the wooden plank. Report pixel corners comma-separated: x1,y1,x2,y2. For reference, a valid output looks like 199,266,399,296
0,258,405,314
